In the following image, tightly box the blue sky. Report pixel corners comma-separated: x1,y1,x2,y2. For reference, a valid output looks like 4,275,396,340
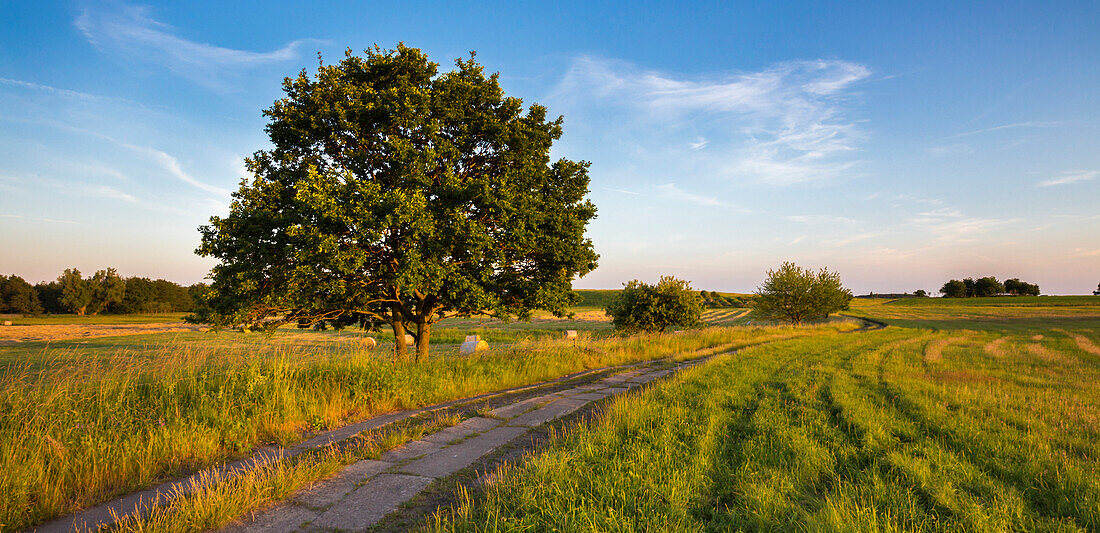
1,1,1098,294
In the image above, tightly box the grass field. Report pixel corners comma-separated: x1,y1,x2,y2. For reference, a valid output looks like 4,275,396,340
425,297,1100,532
0,312,191,325
0,308,856,532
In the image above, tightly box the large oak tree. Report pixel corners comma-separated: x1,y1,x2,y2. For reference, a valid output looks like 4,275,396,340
193,45,598,360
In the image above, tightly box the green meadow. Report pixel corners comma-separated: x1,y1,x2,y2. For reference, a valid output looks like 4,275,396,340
0,308,848,532
426,297,1100,532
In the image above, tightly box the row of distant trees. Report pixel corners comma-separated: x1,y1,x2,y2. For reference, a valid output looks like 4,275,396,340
939,277,1040,298
0,269,207,316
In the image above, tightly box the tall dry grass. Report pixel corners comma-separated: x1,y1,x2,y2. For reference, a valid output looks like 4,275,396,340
0,322,855,531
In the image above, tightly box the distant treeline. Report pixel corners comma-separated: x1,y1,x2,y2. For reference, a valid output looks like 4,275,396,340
0,269,208,316
939,277,1039,298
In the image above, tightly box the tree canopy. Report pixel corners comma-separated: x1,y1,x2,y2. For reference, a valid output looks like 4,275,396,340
0,275,43,315
940,276,1039,297
604,276,703,333
193,45,598,359
752,262,852,325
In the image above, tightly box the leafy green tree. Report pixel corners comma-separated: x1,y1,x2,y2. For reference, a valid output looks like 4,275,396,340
89,268,126,315
1004,278,1040,296
34,281,64,313
974,276,1003,297
752,262,853,325
940,279,966,298
193,45,598,360
59,268,92,316
913,289,928,298
1094,282,1099,296
0,275,43,315
604,276,703,333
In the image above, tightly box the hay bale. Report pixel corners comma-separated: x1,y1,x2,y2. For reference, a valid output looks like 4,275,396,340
361,337,377,349
2,321,12,326
404,334,415,346
460,339,489,355
564,330,578,340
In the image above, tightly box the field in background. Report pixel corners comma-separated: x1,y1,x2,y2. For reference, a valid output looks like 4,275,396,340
847,295,1100,331
427,297,1100,532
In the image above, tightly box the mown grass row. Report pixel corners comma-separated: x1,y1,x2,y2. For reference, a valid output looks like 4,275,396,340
0,322,855,531
425,324,1100,532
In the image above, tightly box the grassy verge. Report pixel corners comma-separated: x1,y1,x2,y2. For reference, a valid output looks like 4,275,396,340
425,323,1100,532
0,321,855,531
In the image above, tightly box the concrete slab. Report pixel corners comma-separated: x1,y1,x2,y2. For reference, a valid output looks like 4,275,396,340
603,387,629,394
569,391,611,401
487,394,556,419
292,460,391,509
573,384,607,391
508,398,587,427
399,425,528,478
379,439,445,463
309,474,434,531
222,502,317,533
421,417,500,444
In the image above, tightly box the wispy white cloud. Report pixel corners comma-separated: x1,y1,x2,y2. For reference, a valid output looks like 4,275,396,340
656,183,726,206
553,56,871,185
602,186,641,196
87,184,138,203
786,215,863,225
830,232,882,246
907,207,1010,242
74,4,317,89
1038,170,1097,187
122,144,232,196
0,77,106,102
0,213,78,225
941,121,1061,140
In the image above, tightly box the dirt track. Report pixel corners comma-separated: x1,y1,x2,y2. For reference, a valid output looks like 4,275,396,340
0,323,207,344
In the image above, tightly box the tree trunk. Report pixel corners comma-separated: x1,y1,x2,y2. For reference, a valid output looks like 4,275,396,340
414,320,431,362
390,308,408,362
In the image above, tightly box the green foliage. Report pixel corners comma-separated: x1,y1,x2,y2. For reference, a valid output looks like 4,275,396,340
1004,278,1040,296
753,262,852,324
604,276,704,333
195,45,598,360
116,277,198,314
89,268,126,315
941,276,1039,298
0,275,43,315
58,268,93,316
940,279,966,298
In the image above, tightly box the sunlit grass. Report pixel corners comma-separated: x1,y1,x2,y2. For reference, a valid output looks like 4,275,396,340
426,307,1100,532
0,317,855,531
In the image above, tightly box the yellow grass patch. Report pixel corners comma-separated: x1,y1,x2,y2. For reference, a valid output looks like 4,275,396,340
923,336,963,363
1054,329,1100,356
983,337,1008,357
